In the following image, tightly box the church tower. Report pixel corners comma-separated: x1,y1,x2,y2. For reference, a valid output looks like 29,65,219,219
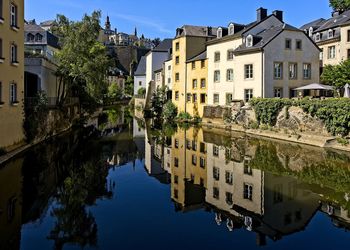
134,27,138,37
105,15,111,31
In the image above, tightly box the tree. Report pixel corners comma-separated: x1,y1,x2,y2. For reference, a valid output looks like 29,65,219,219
329,0,350,12
152,38,161,47
124,76,134,96
321,59,350,91
150,86,168,118
107,82,123,103
54,11,113,110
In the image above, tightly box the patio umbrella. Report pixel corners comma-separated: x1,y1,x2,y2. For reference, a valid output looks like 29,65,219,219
293,83,333,91
344,84,350,98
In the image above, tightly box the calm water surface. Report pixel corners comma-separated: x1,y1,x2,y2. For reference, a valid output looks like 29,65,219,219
1,107,350,249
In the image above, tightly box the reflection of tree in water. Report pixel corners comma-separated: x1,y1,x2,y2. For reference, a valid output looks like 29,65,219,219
46,137,113,249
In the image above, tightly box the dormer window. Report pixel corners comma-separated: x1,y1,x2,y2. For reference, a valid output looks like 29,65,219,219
315,33,321,42
27,33,34,42
246,35,253,47
35,33,43,42
328,29,334,39
309,27,313,37
228,24,234,35
217,28,222,38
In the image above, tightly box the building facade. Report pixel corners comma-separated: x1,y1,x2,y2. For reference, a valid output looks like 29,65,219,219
134,56,146,96
0,0,25,149
206,8,320,106
301,10,350,67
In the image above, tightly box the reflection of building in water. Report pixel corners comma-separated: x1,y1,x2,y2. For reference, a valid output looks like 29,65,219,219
0,159,23,249
144,128,171,184
320,202,350,231
133,118,145,138
203,129,321,245
170,127,207,212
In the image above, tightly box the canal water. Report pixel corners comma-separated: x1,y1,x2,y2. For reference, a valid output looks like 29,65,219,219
1,107,350,250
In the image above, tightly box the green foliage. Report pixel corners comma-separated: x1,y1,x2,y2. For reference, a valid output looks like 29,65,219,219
329,0,350,11
321,60,350,90
137,87,146,96
177,112,192,121
23,92,49,142
107,82,123,103
162,101,178,122
150,86,168,118
124,76,134,96
250,98,350,136
54,11,112,110
337,137,349,146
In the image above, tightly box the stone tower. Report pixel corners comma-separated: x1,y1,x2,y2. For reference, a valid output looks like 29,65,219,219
105,15,111,31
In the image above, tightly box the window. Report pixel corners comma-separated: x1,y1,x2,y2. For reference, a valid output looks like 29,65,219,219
167,78,171,84
226,192,233,205
0,0,3,19
191,61,196,70
200,178,204,186
200,78,206,88
10,82,17,103
186,93,191,102
246,35,253,47
273,184,283,204
226,93,232,105
315,33,321,42
175,56,179,64
27,33,34,42
213,94,219,104
174,189,178,199
192,93,197,103
289,63,298,79
175,42,179,51
186,139,191,149
200,93,206,104
168,65,171,70
296,40,302,50
274,88,283,98
243,183,253,201
244,89,253,102
303,63,311,79
10,44,17,63
213,145,219,157
328,29,334,39
229,24,234,35
328,46,336,59
214,70,220,82
192,141,197,151
285,39,291,49
175,73,179,81
274,62,283,79
347,30,350,42
0,82,2,103
213,167,220,180
214,52,220,62
225,171,233,185
226,69,234,81
227,49,234,60
200,157,205,168
192,155,197,165
139,81,142,86
244,64,253,79
200,143,205,153
175,91,179,100
244,163,253,176
217,29,222,38
174,175,178,184
213,187,219,199
192,79,197,89
10,3,18,27
174,157,179,167
201,60,205,68
175,139,179,148
35,33,43,42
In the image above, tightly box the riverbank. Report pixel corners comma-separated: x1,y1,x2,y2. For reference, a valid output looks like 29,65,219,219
202,121,350,153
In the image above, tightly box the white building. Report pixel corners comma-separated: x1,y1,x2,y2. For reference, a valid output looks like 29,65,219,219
134,56,147,96
207,8,320,106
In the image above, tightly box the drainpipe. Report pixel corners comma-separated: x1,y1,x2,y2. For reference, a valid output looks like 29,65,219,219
261,50,265,98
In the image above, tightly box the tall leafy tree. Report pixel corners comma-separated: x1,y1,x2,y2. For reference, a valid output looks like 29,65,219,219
54,11,113,109
329,0,350,12
321,60,350,90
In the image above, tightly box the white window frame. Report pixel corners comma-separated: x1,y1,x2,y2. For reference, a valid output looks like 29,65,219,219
244,89,253,102
246,35,253,47
226,68,234,81
10,3,17,27
328,29,334,39
274,88,283,98
213,94,219,104
214,70,220,83
10,82,17,103
289,63,298,79
274,62,283,79
303,63,312,79
244,64,253,79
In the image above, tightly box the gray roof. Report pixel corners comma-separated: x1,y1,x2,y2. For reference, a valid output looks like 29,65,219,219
134,56,146,76
40,20,56,26
152,38,172,52
316,10,350,32
25,23,60,49
300,18,326,30
186,51,207,63
176,25,218,38
234,23,300,54
25,23,46,32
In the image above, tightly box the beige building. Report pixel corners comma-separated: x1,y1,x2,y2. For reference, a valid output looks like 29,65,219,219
301,10,350,67
172,26,217,114
207,8,320,105
0,0,25,149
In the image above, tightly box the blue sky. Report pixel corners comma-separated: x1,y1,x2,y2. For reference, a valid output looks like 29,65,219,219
26,0,333,39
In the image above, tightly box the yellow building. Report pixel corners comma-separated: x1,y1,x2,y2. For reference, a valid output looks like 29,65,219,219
0,0,25,149
185,51,208,117
170,127,207,211
172,26,217,116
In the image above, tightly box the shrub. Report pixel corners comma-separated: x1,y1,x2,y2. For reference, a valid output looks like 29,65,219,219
336,137,349,146
137,87,146,97
177,112,192,121
162,101,178,122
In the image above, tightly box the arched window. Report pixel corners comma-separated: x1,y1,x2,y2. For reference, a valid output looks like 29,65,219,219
246,34,253,47
217,28,222,38
228,23,235,35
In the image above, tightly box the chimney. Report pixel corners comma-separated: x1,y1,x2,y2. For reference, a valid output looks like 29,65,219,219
273,10,283,22
257,8,268,22
207,26,213,36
